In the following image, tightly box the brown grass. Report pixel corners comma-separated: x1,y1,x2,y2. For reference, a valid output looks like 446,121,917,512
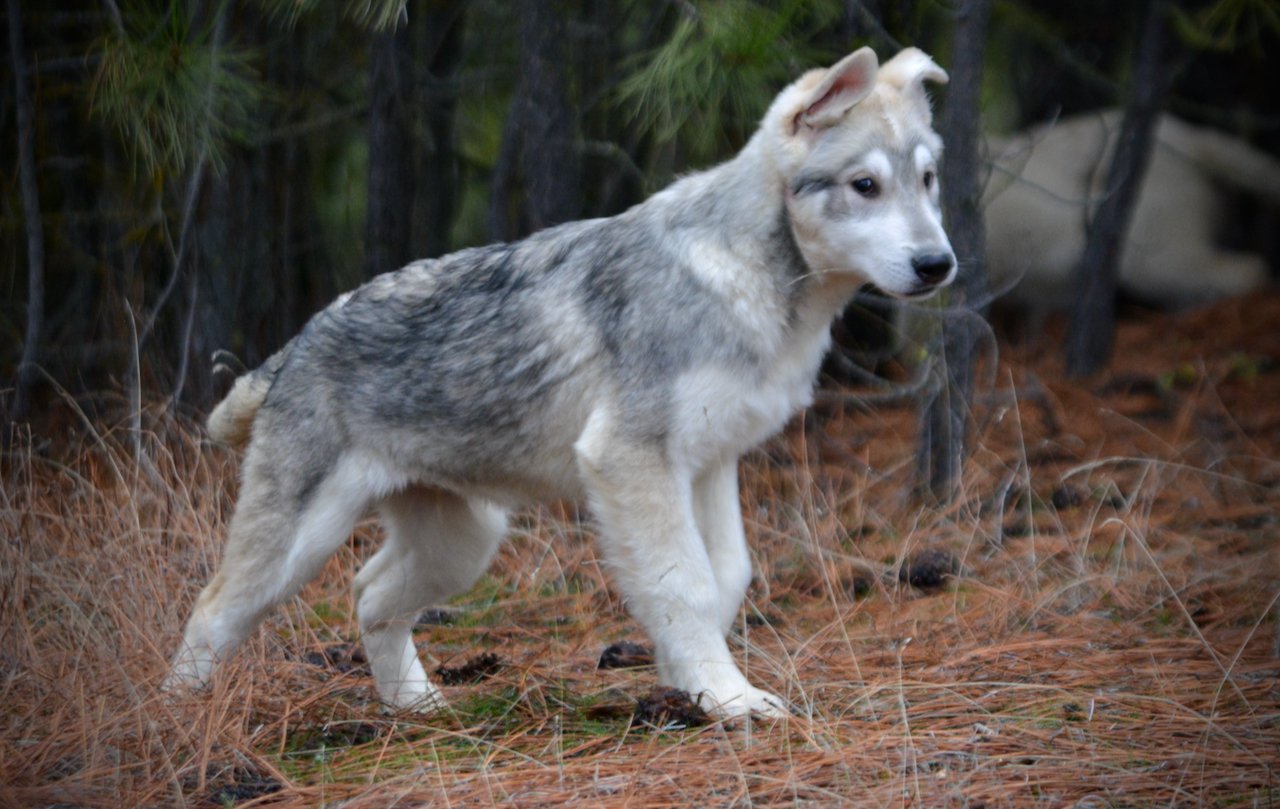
4,294,1279,807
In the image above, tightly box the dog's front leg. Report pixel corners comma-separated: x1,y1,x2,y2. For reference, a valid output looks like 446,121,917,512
692,457,753,635
576,420,787,718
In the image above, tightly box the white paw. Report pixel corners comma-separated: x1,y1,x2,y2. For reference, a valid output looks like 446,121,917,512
696,684,790,719
377,683,448,715
164,645,217,694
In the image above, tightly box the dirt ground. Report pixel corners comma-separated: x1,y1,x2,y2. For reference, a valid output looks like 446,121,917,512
3,291,1278,807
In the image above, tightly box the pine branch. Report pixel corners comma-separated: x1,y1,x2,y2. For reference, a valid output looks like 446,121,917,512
90,1,265,178
616,0,839,163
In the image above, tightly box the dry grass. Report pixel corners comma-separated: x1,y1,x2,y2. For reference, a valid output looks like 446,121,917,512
3,295,1279,808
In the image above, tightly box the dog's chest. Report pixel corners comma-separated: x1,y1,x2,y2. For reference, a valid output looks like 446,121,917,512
669,329,831,464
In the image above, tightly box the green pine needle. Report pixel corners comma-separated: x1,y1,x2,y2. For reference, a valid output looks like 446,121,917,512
91,2,266,178
616,0,840,162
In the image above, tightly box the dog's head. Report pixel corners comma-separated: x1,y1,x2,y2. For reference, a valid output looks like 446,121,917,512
767,47,956,299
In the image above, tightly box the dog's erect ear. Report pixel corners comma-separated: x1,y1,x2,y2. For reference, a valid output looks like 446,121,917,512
875,47,948,124
797,47,879,131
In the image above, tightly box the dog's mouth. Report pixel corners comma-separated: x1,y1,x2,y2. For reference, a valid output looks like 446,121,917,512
865,280,950,301
904,282,947,300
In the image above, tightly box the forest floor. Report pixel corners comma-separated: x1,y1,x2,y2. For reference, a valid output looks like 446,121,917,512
3,291,1279,808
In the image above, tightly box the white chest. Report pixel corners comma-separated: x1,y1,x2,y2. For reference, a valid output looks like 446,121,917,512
669,325,833,468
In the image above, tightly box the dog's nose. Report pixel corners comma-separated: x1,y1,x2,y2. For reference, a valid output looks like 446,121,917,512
911,251,955,284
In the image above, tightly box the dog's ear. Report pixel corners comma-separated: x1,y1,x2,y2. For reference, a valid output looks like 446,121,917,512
797,47,879,131
876,48,949,124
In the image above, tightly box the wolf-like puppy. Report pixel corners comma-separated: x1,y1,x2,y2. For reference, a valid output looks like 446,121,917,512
168,47,955,718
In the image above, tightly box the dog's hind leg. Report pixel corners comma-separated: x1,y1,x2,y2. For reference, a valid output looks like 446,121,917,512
692,457,753,636
167,448,382,694
577,418,787,718
354,487,507,712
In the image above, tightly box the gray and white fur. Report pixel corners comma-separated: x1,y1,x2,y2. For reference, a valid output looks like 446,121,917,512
169,47,955,718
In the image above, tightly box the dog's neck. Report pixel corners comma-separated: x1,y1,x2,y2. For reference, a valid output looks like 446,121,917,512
735,137,868,333
659,139,853,296
634,139,860,375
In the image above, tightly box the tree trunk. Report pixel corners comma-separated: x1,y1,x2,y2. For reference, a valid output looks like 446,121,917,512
916,0,992,501
490,0,581,240
7,0,45,429
1065,0,1177,377
518,0,580,231
417,0,465,259
365,20,415,278
489,93,527,242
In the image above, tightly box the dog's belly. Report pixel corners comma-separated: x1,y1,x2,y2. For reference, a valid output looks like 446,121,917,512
360,405,591,506
358,365,806,507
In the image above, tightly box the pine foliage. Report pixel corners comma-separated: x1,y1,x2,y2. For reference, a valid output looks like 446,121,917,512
91,2,266,177
1173,0,1280,54
254,0,409,31
617,0,840,161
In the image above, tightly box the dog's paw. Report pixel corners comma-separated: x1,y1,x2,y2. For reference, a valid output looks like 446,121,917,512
698,684,791,720
163,646,217,696
379,688,448,715
160,671,211,705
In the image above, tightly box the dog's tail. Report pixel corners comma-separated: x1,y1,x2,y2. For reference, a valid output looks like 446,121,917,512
206,371,270,448
1163,115,1280,207
206,339,296,448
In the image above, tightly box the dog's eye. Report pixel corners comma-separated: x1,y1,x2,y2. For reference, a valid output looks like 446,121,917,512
851,177,878,197
923,170,936,190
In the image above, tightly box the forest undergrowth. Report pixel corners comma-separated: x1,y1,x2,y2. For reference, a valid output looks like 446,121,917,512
3,293,1279,807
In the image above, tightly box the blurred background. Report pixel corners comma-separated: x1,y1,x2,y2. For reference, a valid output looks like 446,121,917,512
3,0,1278,428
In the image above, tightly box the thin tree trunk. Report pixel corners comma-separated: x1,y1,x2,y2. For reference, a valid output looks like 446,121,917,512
917,0,991,501
7,0,45,429
418,0,464,259
155,8,225,421
489,96,526,242
1065,0,1177,377
365,21,415,277
519,0,579,230
491,0,580,241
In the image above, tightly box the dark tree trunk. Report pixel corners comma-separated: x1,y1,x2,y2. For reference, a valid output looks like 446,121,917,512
417,0,465,259
518,0,580,231
1065,0,1177,377
916,0,991,501
365,21,415,278
7,0,45,429
193,164,240,405
490,0,581,240
489,94,527,242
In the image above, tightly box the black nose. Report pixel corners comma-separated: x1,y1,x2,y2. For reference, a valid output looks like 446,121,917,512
912,251,955,284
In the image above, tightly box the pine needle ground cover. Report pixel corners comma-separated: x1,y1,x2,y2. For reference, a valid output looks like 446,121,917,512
4,294,1278,807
